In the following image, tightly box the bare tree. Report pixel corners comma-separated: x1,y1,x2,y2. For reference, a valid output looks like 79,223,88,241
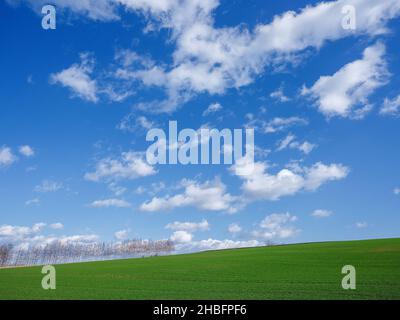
0,244,13,267
1,239,175,267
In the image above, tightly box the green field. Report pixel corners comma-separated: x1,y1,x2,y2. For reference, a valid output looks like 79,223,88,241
0,238,399,300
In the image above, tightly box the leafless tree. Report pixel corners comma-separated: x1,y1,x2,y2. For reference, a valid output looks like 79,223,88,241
3,239,175,267
0,244,13,267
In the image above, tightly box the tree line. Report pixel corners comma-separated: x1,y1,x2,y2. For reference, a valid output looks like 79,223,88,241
0,239,175,267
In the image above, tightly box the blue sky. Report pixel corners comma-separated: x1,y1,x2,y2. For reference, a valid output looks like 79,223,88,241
0,0,399,252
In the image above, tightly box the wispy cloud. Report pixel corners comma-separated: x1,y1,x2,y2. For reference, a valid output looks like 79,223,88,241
34,180,63,193
311,209,333,218
88,199,131,208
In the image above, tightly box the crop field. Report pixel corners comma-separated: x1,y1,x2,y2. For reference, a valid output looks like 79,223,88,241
0,238,399,300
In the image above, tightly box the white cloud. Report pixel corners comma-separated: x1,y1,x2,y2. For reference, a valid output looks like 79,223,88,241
0,225,35,239
0,146,17,167
264,117,308,133
118,114,157,133
50,53,99,102
108,182,127,196
304,162,349,190
140,178,239,213
228,223,242,234
25,198,40,206
34,180,63,193
134,186,147,195
0,222,45,240
88,198,131,208
32,223,46,233
49,223,64,230
355,221,368,228
277,134,316,155
0,222,98,248
114,229,129,240
14,0,400,111
203,102,222,116
394,187,400,195
245,116,308,134
165,219,210,232
232,159,349,201
296,141,316,155
170,230,193,244
177,238,261,252
380,95,400,116
270,86,290,102
277,134,296,151
18,145,34,157
60,234,99,243
302,42,389,118
119,0,400,111
85,151,156,182
311,209,333,218
252,213,298,240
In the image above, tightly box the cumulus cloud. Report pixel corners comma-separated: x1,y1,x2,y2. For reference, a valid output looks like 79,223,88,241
170,230,193,244
165,219,210,232
50,53,99,102
88,198,131,208
0,146,17,167
0,224,38,240
34,180,63,193
85,151,156,182
311,209,333,218
228,223,242,234
380,95,400,116
302,42,389,118
129,0,400,111
252,213,299,240
176,238,261,252
18,145,34,157
0,222,98,247
132,0,400,111
12,0,399,111
231,159,349,201
140,178,239,213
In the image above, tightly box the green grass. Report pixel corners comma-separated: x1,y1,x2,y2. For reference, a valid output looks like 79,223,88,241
0,238,399,300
